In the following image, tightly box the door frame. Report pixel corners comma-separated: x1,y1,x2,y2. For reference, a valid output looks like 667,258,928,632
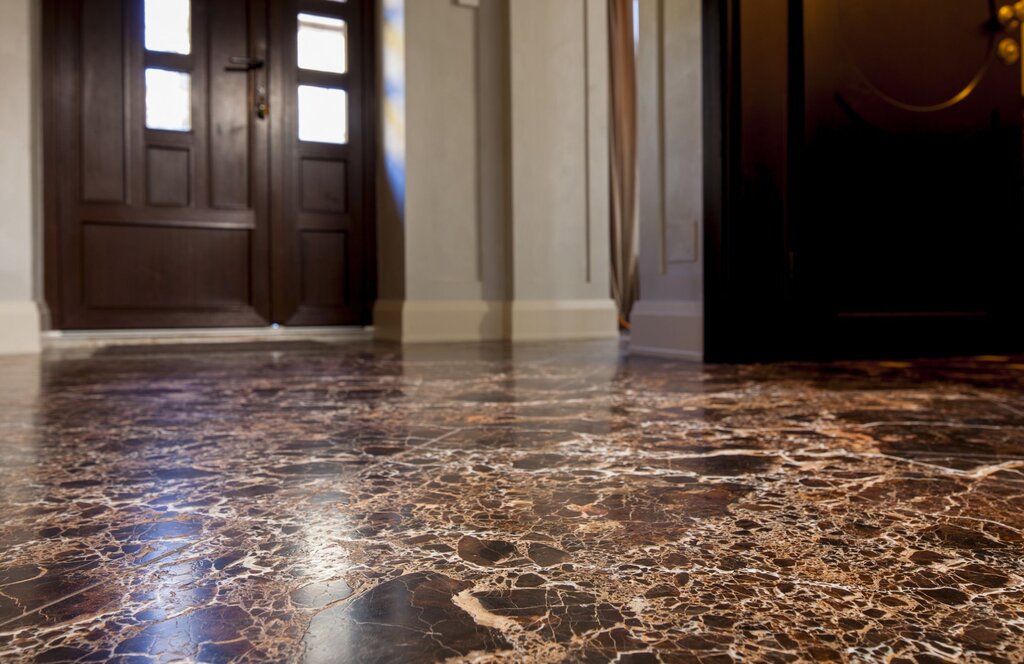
702,0,794,362
41,0,378,330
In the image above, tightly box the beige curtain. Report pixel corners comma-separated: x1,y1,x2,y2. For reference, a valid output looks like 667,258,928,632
609,0,639,328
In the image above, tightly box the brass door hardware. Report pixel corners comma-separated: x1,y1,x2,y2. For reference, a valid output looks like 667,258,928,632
999,1,1024,27
999,4,1019,29
998,37,1020,64
998,2,1024,31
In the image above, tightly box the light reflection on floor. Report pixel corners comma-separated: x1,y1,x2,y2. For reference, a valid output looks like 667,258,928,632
1,341,1023,662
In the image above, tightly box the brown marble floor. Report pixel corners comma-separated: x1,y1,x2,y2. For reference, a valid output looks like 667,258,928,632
1,340,1024,663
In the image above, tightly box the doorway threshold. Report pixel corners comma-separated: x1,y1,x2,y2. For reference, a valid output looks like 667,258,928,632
42,326,373,350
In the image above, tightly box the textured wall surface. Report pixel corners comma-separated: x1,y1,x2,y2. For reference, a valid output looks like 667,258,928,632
0,0,37,303
0,0,42,354
375,0,616,342
631,0,704,358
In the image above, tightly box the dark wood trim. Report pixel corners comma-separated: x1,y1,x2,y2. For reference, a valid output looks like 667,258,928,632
267,0,289,322
250,0,274,322
784,0,803,310
296,69,350,89
703,0,798,362
700,0,724,362
359,0,378,324
143,51,192,71
701,0,733,363
299,0,349,16
42,0,63,329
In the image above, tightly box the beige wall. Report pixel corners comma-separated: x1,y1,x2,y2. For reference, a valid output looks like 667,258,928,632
506,0,616,340
375,0,617,343
398,0,511,305
630,0,704,359
0,0,42,354
509,0,606,301
376,0,407,302
375,0,510,341
1,0,620,350
405,0,489,302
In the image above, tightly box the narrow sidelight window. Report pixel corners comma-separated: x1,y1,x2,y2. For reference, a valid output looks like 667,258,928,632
145,69,192,131
144,0,191,55
297,13,348,74
298,85,348,144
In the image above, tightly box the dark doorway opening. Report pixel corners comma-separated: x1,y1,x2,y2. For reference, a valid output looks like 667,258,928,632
703,0,1024,361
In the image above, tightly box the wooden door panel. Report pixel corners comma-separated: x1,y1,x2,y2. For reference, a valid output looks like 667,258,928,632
146,147,191,206
209,0,255,210
47,0,271,330
81,223,253,308
301,230,347,307
300,158,348,213
794,0,1024,352
80,0,127,204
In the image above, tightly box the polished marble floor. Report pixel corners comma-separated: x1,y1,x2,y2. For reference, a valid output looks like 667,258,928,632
1,340,1023,663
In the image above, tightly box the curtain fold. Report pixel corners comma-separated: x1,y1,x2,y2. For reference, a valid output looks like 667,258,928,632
609,0,639,328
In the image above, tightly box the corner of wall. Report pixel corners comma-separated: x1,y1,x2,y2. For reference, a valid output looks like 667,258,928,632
629,0,705,362
375,0,408,303
0,0,44,354
0,301,42,355
630,300,703,360
372,0,622,347
372,299,403,342
374,299,506,343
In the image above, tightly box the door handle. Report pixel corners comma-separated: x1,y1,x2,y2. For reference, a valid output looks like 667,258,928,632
224,56,268,119
225,56,265,71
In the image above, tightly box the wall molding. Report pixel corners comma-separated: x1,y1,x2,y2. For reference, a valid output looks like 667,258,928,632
582,0,592,283
374,299,506,343
0,301,42,355
656,0,668,275
509,298,618,342
375,298,619,343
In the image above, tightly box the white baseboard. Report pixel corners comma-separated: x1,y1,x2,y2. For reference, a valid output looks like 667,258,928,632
0,300,42,355
629,300,703,361
374,299,506,343
509,299,619,342
43,326,372,350
374,298,619,343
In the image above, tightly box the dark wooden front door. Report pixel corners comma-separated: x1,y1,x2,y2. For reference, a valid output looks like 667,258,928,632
794,0,1024,354
43,0,374,329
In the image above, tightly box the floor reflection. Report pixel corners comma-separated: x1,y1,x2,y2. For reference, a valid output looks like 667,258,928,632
0,341,1022,661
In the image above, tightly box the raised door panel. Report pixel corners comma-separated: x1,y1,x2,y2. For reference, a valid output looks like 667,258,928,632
80,0,126,203
48,0,271,329
81,223,252,309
